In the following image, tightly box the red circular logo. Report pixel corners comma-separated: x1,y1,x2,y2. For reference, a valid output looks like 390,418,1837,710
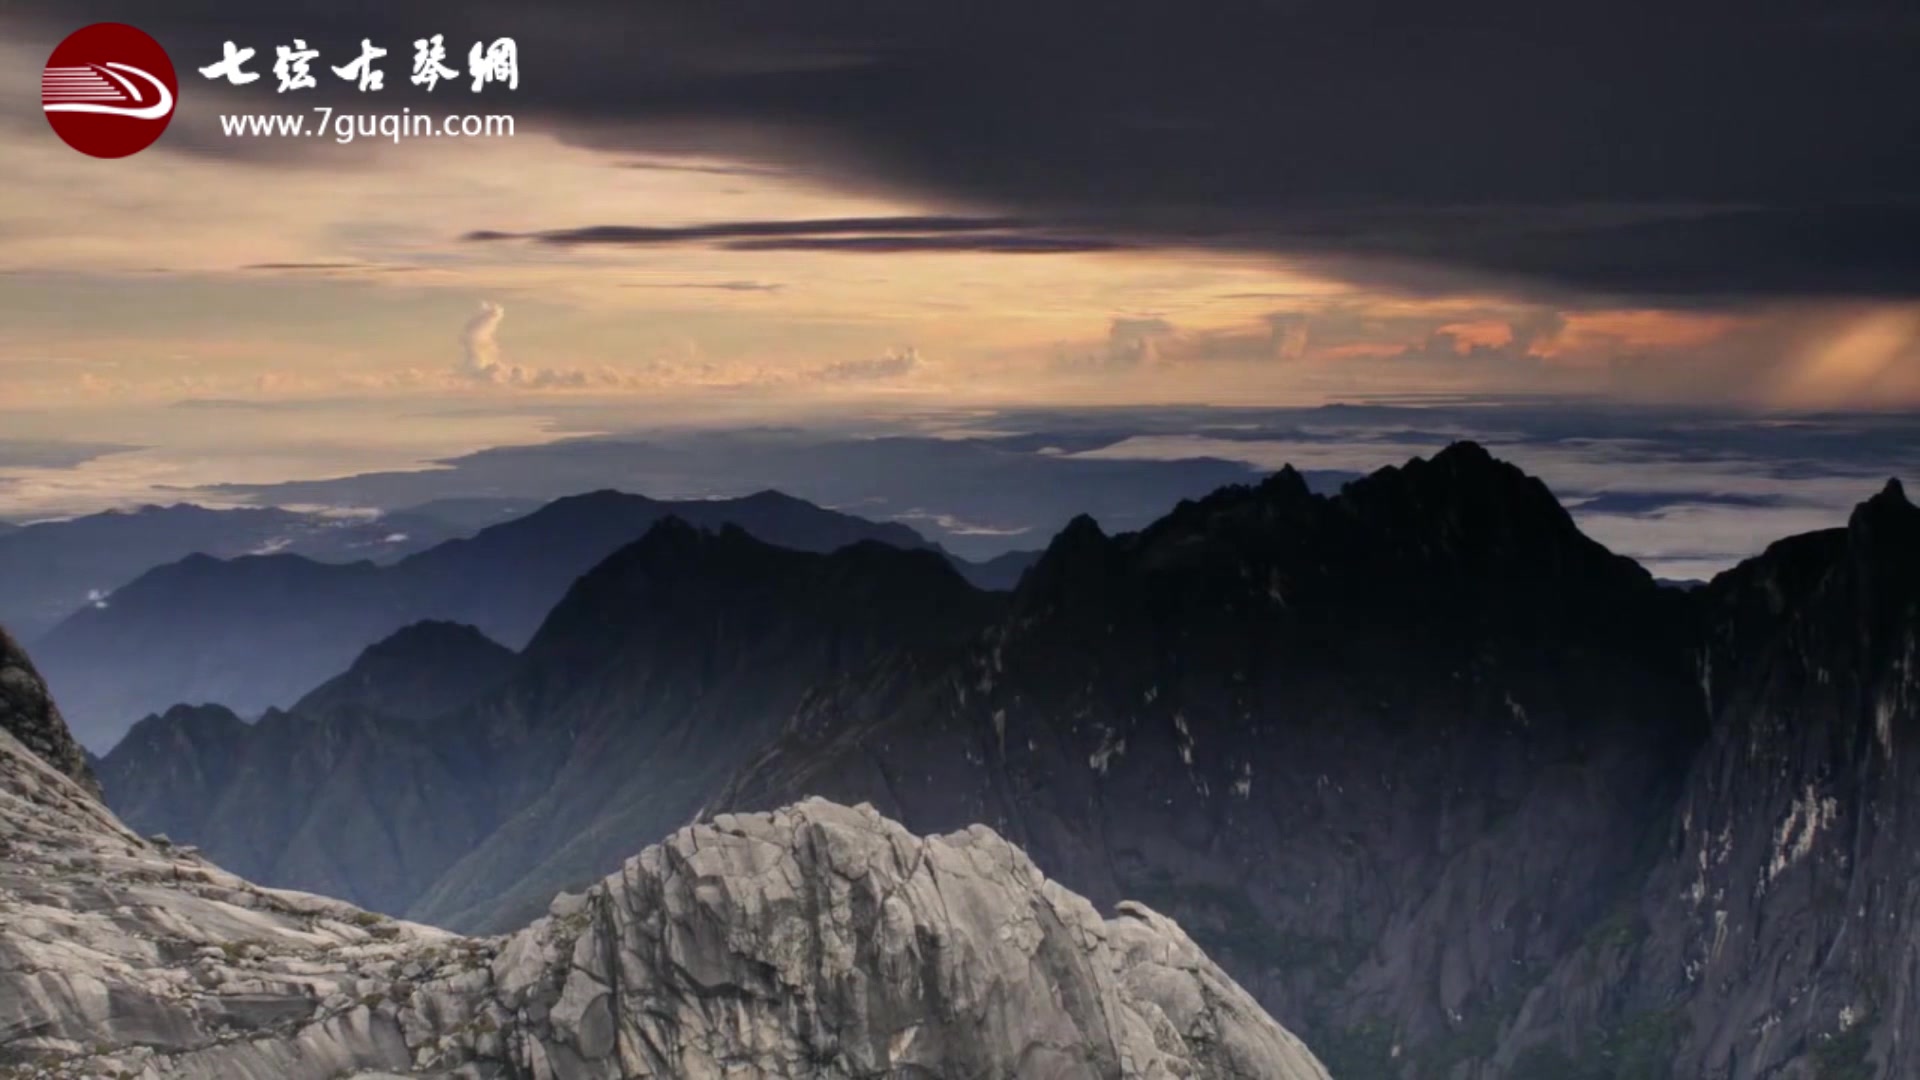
42,23,177,158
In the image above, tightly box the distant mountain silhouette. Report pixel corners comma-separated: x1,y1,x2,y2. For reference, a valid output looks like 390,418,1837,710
291,620,515,721
99,522,997,922
94,619,522,912
0,502,487,640
38,489,942,748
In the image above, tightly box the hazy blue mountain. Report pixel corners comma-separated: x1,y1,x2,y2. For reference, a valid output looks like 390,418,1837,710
291,620,515,721
410,521,1001,930
98,526,998,922
383,496,546,532
201,429,1270,560
39,489,941,749
95,621,516,911
0,503,483,641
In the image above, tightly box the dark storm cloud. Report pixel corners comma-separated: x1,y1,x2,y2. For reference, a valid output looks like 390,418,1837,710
464,216,1024,245
11,0,1920,298
616,160,791,178
467,215,1125,254
718,234,1126,254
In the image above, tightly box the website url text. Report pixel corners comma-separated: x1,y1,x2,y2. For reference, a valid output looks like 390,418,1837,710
219,108,516,144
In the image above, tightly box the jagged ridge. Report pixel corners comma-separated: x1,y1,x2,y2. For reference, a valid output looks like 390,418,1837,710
80,442,1920,1079
0,682,1329,1079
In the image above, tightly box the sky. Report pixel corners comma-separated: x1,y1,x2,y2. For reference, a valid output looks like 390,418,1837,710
1,1,1917,536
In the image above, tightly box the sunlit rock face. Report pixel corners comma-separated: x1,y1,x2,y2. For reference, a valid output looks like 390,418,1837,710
0,680,1329,1080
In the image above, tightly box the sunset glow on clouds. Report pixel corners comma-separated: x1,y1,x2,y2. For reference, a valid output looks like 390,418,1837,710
1,0,1918,516
5,109,1909,418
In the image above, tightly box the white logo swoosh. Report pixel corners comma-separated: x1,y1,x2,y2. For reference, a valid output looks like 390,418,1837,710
44,62,173,120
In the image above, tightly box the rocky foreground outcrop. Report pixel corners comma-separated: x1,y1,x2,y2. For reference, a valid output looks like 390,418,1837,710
0,718,1327,1078
0,628,96,798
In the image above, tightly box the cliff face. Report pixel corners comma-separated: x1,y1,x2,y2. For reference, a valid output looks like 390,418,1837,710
0,674,1326,1078
721,452,1920,1079
722,443,1707,1075
0,625,97,797
1496,479,1920,1079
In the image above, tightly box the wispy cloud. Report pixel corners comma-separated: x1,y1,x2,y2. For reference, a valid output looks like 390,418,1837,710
464,216,1025,245
814,347,921,382
464,215,1123,255
623,280,784,293
722,234,1124,254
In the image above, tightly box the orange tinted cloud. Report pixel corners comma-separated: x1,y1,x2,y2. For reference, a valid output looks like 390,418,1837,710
1435,320,1514,352
1532,309,1738,359
1319,341,1410,361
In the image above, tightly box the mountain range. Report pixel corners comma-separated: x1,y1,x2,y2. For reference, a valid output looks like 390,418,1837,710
2,630,1325,1079
37,489,1032,749
0,500,513,641
87,442,1920,1078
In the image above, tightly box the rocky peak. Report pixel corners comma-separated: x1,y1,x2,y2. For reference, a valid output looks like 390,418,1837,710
1009,512,1120,611
521,517,985,672
120,702,251,747
290,619,515,722
345,619,506,664
1333,440,1617,576
0,623,98,796
3,705,1330,1079
1847,476,1919,590
1259,462,1313,502
1010,443,1660,643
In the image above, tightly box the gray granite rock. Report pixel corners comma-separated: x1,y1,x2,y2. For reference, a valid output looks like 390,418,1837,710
0,722,1327,1078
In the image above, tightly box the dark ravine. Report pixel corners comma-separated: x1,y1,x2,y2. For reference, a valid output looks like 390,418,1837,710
95,444,1920,1078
